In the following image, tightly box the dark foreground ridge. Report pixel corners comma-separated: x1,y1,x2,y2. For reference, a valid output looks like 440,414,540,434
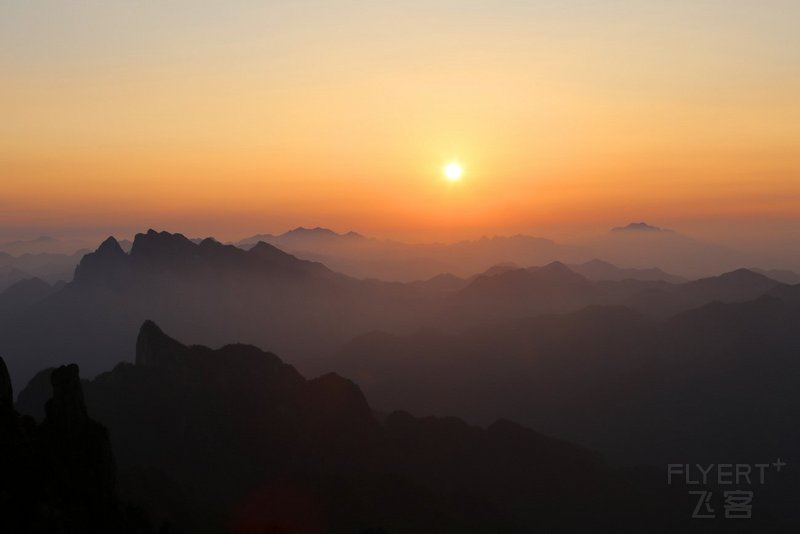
0,357,154,533
15,322,800,533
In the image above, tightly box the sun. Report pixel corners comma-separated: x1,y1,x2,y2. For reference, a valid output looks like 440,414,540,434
444,161,463,182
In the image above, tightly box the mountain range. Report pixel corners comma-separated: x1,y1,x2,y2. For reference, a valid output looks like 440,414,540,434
321,293,800,467
2,227,800,530
13,321,765,534
1,229,796,391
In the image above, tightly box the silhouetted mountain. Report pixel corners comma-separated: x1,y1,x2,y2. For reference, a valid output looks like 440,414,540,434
587,223,754,277
238,226,366,249
410,272,468,292
14,322,700,533
0,249,86,287
769,282,800,302
239,228,584,282
74,236,129,284
666,268,782,313
324,294,800,472
0,230,438,389
477,261,521,277
0,278,55,318
751,267,800,285
0,265,31,292
611,222,671,232
2,228,789,391
569,259,687,283
450,262,595,323
0,357,154,533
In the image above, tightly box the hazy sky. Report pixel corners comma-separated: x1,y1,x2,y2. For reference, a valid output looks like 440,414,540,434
2,1,799,243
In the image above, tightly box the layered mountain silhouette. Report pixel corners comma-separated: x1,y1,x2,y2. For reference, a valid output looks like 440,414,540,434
238,227,582,282
0,230,438,388
0,235,94,256
3,227,800,530
232,223,783,280
0,249,86,290
323,293,800,469
592,223,754,277
14,321,714,533
0,229,793,391
611,222,672,233
568,258,687,283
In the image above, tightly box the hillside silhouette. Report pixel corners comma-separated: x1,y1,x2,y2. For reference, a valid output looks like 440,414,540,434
12,321,704,533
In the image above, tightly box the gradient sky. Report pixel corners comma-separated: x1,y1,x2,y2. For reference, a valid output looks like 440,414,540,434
2,1,799,244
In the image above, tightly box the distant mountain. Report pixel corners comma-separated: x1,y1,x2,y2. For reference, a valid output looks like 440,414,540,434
479,261,521,277
1,229,789,392
238,227,585,282
569,259,687,283
0,249,86,287
668,268,783,312
611,222,671,233
0,266,30,292
324,294,800,469
0,230,437,388
0,235,95,256
15,321,694,533
239,226,365,247
236,224,784,282
450,262,595,324
751,267,800,285
410,272,468,292
0,278,56,318
583,223,755,277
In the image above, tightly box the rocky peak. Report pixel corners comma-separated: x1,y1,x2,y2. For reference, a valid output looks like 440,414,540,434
129,229,197,261
96,236,125,256
73,236,128,284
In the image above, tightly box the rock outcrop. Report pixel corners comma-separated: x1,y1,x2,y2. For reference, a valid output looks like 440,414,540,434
0,358,152,533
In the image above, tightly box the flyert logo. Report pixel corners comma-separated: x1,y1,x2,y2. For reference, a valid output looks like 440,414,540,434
667,460,788,520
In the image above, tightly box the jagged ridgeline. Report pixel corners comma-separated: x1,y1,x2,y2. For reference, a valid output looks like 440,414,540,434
12,321,693,534
1,229,795,394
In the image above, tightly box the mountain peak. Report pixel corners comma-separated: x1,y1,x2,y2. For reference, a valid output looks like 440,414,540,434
717,268,771,283
135,320,187,368
281,227,364,240
531,261,589,285
130,229,196,259
73,236,128,284
288,226,338,236
611,222,670,233
96,236,125,256
583,258,617,268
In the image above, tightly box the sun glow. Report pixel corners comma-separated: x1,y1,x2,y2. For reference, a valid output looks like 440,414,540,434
444,162,463,182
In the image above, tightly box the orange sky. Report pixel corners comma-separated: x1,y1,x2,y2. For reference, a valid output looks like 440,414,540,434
1,1,799,244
